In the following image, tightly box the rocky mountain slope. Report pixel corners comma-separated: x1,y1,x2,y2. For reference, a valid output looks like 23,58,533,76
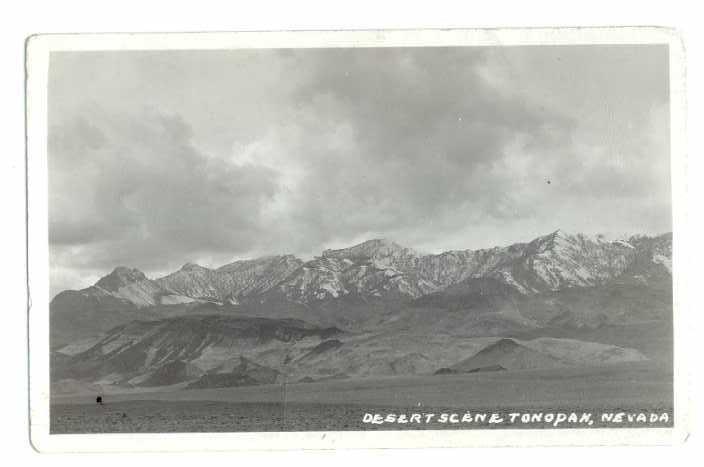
53,316,340,387
50,230,672,392
156,255,303,304
52,314,651,391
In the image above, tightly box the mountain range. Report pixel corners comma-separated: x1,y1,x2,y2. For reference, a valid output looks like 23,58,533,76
50,230,672,393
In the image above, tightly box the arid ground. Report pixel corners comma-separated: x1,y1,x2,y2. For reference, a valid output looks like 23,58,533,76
51,361,672,433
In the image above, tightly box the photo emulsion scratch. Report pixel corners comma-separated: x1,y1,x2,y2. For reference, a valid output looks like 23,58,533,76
31,32,678,445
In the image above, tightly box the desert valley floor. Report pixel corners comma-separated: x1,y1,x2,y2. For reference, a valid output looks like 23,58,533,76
51,361,672,433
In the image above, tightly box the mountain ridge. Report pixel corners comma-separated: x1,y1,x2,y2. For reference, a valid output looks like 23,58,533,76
50,230,673,392
52,230,672,310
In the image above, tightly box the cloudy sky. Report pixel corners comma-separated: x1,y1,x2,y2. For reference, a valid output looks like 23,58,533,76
48,45,671,296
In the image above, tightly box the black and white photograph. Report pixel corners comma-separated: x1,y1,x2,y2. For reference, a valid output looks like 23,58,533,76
25,28,687,450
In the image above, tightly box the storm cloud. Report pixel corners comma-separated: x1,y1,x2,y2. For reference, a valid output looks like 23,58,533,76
48,45,671,296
